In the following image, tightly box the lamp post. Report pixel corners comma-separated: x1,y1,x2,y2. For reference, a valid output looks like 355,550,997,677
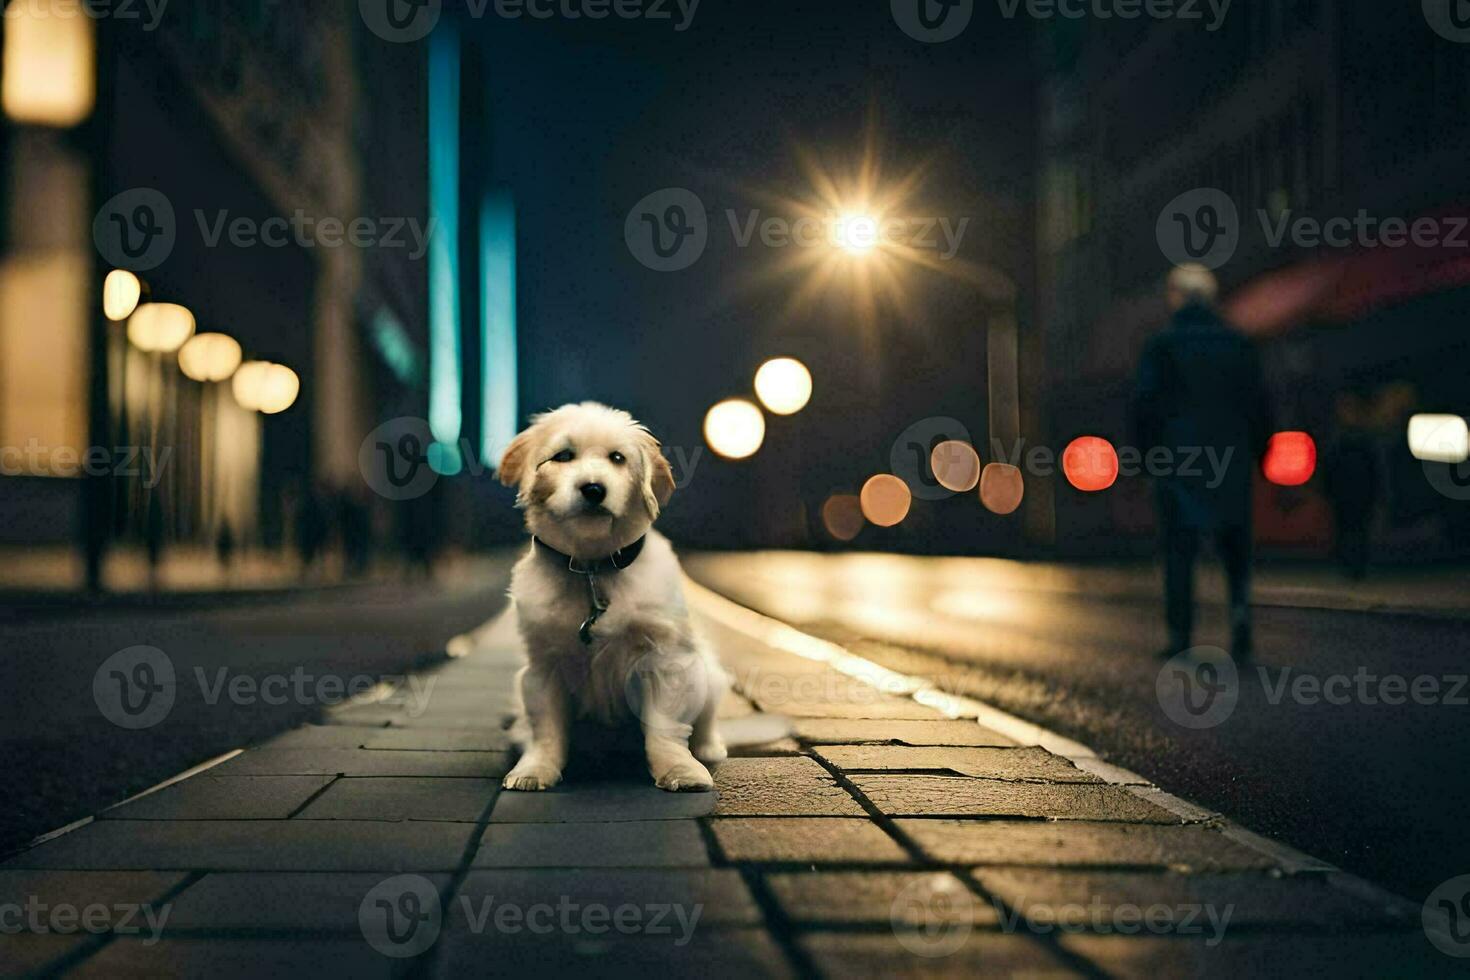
178,332,242,545
126,302,195,582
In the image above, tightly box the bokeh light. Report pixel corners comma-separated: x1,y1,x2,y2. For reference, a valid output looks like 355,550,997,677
704,398,766,460
232,361,300,415
820,494,864,541
1407,414,1469,464
1263,431,1317,486
979,463,1024,515
127,302,195,353
754,357,813,415
102,270,141,321
860,473,912,527
931,440,981,492
1062,436,1119,492
177,333,242,383
2,0,95,127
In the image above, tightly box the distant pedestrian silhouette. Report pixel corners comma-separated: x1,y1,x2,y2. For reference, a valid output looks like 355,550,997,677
1133,264,1274,661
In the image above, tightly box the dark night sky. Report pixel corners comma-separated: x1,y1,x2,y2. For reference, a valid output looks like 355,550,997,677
468,0,1036,546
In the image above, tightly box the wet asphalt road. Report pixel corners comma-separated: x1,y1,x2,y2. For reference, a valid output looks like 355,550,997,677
0,566,513,853
684,551,1470,905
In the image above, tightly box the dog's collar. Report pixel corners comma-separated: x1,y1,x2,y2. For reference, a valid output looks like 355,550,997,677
534,536,647,645
533,535,646,575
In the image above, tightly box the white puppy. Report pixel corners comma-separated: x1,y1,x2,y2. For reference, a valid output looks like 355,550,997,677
497,403,728,792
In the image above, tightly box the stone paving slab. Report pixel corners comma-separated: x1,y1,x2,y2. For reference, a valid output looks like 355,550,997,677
764,870,998,927
815,745,1103,783
0,869,188,909
793,718,1019,746
487,783,715,823
2,820,475,872
894,819,1276,870
1060,931,1465,980
711,758,867,816
210,748,511,778
295,777,498,823
765,699,949,720
975,868,1411,930
473,821,708,868
258,725,384,750
799,931,1083,979
100,776,334,821
433,928,795,979
449,869,763,928
163,872,452,932
709,818,910,865
68,937,409,980
360,727,513,752
851,775,1184,822
0,934,94,977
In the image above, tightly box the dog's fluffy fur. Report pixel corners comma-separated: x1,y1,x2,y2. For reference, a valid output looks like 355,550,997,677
498,403,728,792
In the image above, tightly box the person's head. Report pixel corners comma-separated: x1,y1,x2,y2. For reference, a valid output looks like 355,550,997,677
1166,263,1219,312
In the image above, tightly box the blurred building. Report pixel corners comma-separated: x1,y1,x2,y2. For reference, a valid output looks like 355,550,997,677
1037,0,1470,559
0,0,450,587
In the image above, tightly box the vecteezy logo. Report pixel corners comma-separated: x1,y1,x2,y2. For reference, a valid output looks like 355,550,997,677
359,0,442,42
359,875,442,958
890,874,974,957
1156,188,1239,270
1156,647,1239,729
92,189,176,272
93,646,177,730
359,417,440,501
1424,875,1470,957
1425,0,1470,43
891,417,974,501
625,188,708,272
891,0,973,43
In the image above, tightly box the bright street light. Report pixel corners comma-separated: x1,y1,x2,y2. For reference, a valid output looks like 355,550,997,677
704,398,766,460
832,211,880,256
103,270,141,321
127,302,195,353
754,357,813,415
178,333,243,383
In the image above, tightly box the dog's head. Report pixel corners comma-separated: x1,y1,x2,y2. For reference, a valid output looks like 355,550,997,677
498,403,675,558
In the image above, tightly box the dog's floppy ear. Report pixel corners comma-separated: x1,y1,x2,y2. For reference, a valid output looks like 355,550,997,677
498,427,537,488
638,432,676,519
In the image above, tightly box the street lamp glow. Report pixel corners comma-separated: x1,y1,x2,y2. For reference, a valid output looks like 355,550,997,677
704,398,765,460
256,364,300,415
103,270,142,321
832,212,880,256
127,302,195,353
754,357,813,415
233,361,300,415
178,333,243,383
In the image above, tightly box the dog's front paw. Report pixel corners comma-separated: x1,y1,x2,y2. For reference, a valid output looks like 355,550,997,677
503,762,562,791
654,760,714,792
692,737,727,765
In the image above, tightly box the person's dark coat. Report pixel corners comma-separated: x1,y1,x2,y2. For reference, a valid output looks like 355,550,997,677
1132,302,1274,530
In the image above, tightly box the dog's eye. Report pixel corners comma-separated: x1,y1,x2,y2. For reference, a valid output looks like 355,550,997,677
609,451,626,465
550,449,575,464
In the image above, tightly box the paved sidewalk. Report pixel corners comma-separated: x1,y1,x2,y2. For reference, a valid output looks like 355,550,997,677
0,586,1457,978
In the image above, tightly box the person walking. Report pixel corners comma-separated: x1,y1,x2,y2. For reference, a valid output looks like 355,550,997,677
1133,264,1274,661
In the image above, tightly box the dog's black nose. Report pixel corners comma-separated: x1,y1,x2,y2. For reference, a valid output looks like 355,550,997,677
579,483,607,505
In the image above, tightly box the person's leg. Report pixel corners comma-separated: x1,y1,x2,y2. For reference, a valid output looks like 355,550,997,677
1217,522,1253,659
1163,520,1198,655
